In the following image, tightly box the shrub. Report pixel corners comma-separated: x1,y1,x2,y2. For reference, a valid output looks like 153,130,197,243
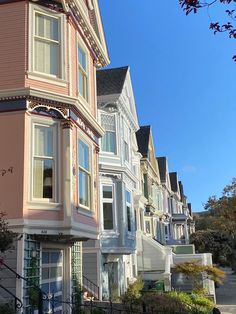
168,291,214,314
121,278,144,304
0,303,15,314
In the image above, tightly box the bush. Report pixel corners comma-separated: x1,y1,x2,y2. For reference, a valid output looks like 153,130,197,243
0,303,15,314
168,291,214,314
121,278,144,306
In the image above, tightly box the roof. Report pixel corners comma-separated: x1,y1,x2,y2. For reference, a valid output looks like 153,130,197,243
97,66,129,96
136,126,151,157
169,172,178,192
157,157,167,182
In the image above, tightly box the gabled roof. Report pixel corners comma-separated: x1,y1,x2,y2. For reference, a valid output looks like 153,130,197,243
97,66,129,96
157,157,167,183
136,125,151,158
169,172,178,193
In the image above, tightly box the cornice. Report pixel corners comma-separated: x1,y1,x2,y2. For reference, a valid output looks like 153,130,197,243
67,0,109,68
0,87,104,137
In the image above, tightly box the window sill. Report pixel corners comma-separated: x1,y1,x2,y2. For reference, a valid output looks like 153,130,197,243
27,72,68,87
100,231,119,238
28,202,61,211
77,206,94,217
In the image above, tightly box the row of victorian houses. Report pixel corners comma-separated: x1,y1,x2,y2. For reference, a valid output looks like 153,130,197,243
0,0,215,313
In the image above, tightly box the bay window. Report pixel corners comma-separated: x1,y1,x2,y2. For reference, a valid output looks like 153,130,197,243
34,12,61,76
33,123,57,201
78,45,88,100
101,113,116,153
78,140,91,208
102,185,114,230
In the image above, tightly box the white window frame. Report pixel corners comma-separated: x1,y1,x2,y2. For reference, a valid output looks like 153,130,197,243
78,137,92,210
100,112,117,155
77,41,90,104
28,3,66,83
101,184,116,232
30,118,59,204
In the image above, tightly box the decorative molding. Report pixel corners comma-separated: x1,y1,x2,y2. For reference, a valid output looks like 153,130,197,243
61,119,74,129
28,101,69,119
67,0,109,67
100,173,121,180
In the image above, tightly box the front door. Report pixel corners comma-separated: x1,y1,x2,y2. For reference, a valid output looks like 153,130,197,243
41,249,63,314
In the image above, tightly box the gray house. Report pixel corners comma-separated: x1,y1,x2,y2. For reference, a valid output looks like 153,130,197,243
83,66,140,300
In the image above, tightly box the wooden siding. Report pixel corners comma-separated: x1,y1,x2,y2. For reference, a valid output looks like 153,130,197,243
0,1,27,90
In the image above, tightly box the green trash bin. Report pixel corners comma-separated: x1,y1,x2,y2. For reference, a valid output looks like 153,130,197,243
155,280,164,291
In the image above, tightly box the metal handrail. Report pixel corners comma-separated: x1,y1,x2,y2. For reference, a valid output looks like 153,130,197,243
0,283,23,310
82,275,100,300
0,258,46,314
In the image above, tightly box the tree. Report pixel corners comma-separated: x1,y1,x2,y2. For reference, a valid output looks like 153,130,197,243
204,177,236,239
190,230,233,266
179,0,236,60
0,211,16,253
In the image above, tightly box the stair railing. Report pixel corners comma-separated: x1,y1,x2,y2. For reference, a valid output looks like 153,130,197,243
0,283,23,311
82,275,100,300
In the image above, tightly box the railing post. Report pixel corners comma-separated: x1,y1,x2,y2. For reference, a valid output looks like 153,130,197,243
38,290,43,314
90,298,93,314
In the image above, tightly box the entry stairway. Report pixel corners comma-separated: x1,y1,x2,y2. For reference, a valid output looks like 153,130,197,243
136,233,216,300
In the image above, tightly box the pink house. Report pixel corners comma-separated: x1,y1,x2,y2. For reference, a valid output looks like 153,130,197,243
0,0,109,312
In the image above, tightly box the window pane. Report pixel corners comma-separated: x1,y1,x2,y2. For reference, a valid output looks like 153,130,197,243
124,141,129,161
127,206,131,232
33,159,53,199
35,40,59,76
79,141,89,171
78,47,86,71
103,186,112,199
35,13,59,41
79,170,89,207
103,202,113,230
101,131,116,153
126,190,131,203
34,125,53,157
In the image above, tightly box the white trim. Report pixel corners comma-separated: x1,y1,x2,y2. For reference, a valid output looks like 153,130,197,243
27,72,68,87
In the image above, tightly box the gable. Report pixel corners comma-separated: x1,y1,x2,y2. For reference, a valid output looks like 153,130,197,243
67,0,109,67
120,68,139,128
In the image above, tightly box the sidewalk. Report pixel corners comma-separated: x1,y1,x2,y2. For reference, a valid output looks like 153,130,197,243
216,267,236,314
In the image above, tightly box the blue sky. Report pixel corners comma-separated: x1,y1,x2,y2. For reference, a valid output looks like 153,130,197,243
99,0,236,212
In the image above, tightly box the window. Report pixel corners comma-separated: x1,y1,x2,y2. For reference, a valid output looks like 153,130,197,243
102,185,114,230
101,114,116,153
126,191,132,232
33,124,57,201
34,12,61,76
41,250,63,313
78,140,91,208
78,45,88,100
145,221,151,234
124,124,130,162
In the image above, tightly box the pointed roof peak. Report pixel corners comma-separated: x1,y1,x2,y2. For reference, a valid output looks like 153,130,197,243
97,66,129,96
